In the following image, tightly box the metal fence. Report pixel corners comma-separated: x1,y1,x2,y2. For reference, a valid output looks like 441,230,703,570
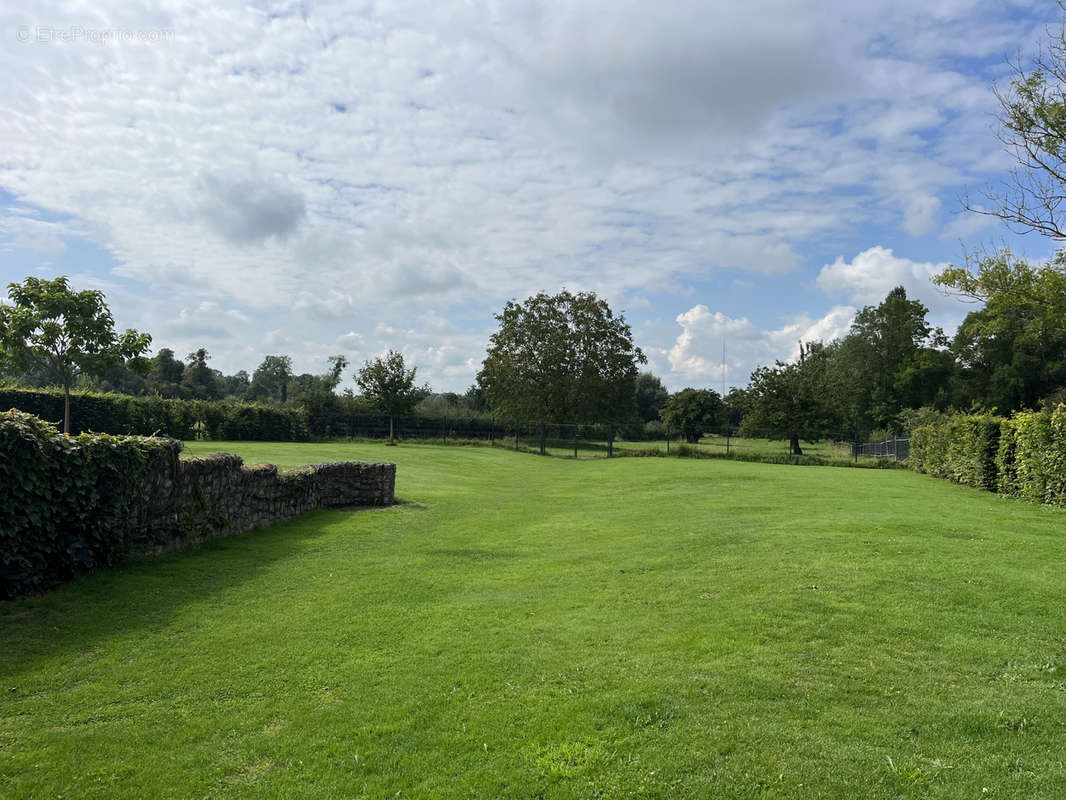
855,437,910,461
307,412,913,462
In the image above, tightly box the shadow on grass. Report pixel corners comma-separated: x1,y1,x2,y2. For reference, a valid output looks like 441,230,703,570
0,506,398,672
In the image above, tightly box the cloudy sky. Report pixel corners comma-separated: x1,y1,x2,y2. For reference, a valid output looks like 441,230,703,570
0,0,1060,391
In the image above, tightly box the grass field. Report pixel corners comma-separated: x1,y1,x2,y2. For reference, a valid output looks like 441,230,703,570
2,441,1065,798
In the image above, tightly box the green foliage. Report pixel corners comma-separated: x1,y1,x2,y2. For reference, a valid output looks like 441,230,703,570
249,355,294,404
0,410,175,597
634,372,669,423
659,388,722,443
832,286,947,435
938,250,1066,412
995,418,1020,496
0,387,197,438
946,414,1001,490
0,388,309,441
181,348,221,400
0,276,151,432
909,413,1000,490
356,350,431,420
1013,409,1054,504
477,290,646,423
200,401,309,442
910,407,1066,505
1048,405,1066,505
740,341,840,452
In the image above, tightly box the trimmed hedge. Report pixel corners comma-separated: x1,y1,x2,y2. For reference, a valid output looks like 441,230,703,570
0,388,308,441
0,410,177,597
911,405,1066,508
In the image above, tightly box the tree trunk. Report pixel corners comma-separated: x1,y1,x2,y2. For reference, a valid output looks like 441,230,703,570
389,414,394,441
790,433,803,455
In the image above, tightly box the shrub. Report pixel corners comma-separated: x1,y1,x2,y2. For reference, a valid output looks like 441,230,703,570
908,414,999,489
995,418,1019,497
945,413,1000,491
1013,409,1053,504
0,388,310,441
0,410,176,598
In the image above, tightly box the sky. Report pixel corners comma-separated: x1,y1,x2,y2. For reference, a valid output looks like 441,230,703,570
0,0,1062,393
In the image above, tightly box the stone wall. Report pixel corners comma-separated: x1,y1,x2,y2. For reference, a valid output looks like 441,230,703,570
129,444,396,555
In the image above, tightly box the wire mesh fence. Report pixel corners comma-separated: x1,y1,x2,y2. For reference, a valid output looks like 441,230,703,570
306,411,911,463
854,438,911,461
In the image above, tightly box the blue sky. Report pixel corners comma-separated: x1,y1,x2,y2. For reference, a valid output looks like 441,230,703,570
0,0,1061,391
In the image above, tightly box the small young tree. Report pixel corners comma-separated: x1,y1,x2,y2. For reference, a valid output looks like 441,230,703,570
355,350,430,440
0,276,151,433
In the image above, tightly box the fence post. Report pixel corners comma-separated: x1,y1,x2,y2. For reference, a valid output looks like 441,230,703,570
573,425,579,459
515,422,520,451
539,422,546,455
666,428,670,454
607,423,614,458
490,421,494,445
726,431,731,456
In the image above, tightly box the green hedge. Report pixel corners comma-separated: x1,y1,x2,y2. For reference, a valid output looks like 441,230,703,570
910,413,1000,490
911,405,1066,508
0,389,308,441
0,410,176,598
995,418,1019,496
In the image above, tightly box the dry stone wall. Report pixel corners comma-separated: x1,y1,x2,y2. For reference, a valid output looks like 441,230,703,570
130,446,396,555
2,410,395,597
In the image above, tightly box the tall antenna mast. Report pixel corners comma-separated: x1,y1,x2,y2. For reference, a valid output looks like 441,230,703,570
722,338,726,397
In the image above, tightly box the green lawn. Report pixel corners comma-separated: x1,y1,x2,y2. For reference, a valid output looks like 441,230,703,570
2,441,1065,798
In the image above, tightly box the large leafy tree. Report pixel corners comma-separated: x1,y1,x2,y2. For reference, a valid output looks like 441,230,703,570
181,348,221,400
477,290,646,424
356,350,430,439
937,250,1066,411
659,388,723,443
0,276,151,432
146,348,186,397
249,355,294,404
634,372,669,423
832,286,946,435
740,341,840,454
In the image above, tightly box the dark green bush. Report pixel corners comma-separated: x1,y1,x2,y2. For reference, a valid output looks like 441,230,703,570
208,403,309,441
0,410,176,598
0,389,309,441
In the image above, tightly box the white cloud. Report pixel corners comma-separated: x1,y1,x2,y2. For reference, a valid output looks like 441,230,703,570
664,304,856,388
815,245,977,333
816,246,948,307
0,0,1055,390
902,194,941,236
